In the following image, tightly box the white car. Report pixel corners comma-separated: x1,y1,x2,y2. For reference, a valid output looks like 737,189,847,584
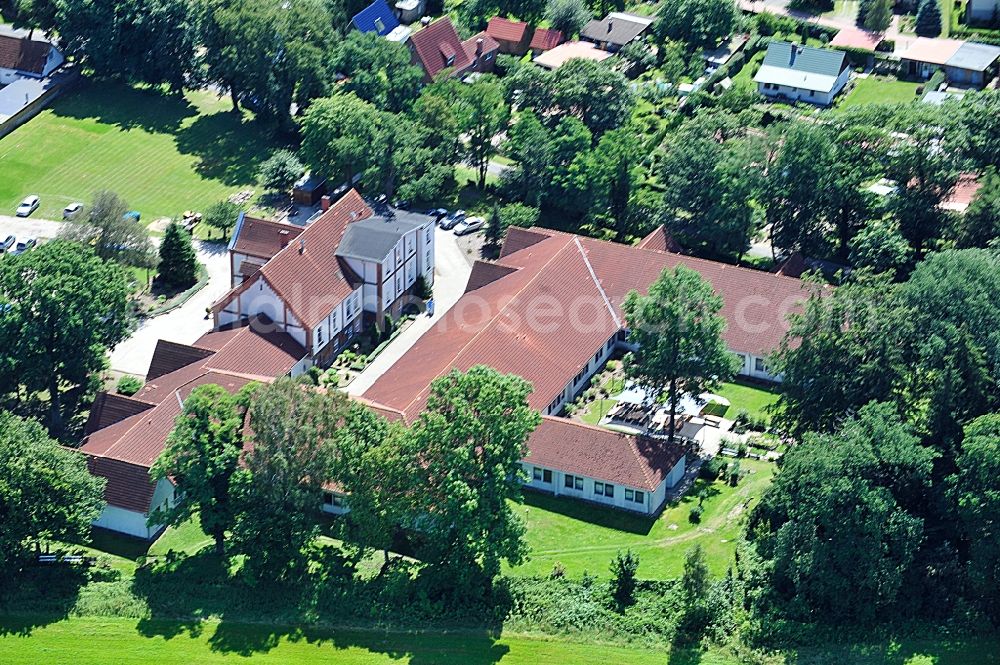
15,195,39,217
63,202,84,219
453,216,485,236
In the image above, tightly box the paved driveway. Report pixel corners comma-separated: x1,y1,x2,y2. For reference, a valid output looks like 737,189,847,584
0,213,64,241
109,240,231,376
347,226,474,396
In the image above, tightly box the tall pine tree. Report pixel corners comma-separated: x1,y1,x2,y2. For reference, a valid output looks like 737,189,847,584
915,0,942,37
158,221,197,291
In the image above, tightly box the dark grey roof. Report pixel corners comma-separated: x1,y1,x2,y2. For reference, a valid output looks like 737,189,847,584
580,12,652,46
335,211,428,262
945,42,1000,72
761,41,846,77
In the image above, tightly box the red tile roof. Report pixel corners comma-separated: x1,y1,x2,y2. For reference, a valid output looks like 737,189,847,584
212,191,371,329
409,17,472,80
84,392,155,436
487,17,529,43
231,215,303,260
0,34,51,74
529,27,563,51
526,417,685,491
462,32,501,62
637,225,683,253
146,339,215,381
86,456,161,514
364,227,812,419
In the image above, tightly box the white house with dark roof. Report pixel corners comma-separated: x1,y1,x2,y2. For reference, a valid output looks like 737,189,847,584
214,192,435,366
754,41,851,105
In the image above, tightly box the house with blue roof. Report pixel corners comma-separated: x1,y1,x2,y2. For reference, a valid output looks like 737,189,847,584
351,0,411,42
754,41,851,106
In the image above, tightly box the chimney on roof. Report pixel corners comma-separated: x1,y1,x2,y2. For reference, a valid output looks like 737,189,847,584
476,37,484,55
607,19,613,33
299,238,305,254
279,228,290,248
321,195,331,211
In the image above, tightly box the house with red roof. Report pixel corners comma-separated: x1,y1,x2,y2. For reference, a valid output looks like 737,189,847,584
213,191,435,367
486,17,533,55
407,17,499,82
80,316,309,538
529,27,564,55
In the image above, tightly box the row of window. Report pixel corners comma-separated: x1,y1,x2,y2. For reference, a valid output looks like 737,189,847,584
532,468,645,505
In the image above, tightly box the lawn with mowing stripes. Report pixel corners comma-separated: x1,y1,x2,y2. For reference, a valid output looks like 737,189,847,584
509,459,775,580
0,80,283,223
0,616,683,665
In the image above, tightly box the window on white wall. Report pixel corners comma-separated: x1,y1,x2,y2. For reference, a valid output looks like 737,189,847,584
754,357,766,373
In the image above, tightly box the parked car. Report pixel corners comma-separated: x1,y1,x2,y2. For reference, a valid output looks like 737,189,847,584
123,210,141,222
453,216,485,236
0,235,15,253
439,210,466,230
428,208,448,221
12,238,36,255
63,202,84,219
15,195,39,217
392,198,410,210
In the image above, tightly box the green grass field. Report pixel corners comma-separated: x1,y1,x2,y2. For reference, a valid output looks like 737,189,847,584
714,380,781,423
509,459,775,580
0,616,678,665
840,78,922,109
0,80,282,222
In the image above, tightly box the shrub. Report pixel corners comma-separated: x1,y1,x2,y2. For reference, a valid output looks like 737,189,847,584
609,549,639,606
116,375,142,396
728,460,742,487
550,562,566,579
257,149,305,193
413,275,432,300
700,457,728,480
689,504,704,523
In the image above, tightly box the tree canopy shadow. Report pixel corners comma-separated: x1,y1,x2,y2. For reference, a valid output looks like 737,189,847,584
522,489,657,536
173,112,284,187
0,562,102,636
50,80,198,135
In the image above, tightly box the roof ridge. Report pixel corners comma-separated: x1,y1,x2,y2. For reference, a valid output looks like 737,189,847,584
574,236,621,328
397,235,580,416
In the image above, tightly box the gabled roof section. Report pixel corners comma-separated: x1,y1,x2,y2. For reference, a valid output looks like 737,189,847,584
463,32,500,61
230,213,303,261
525,417,685,491
335,213,426,262
500,226,551,257
409,17,472,80
0,34,51,74
212,191,373,329
637,226,683,253
146,339,216,381
755,41,848,92
84,392,156,436
351,0,401,36
465,260,519,292
86,456,161,514
363,227,813,418
487,17,529,43
529,27,563,51
580,12,653,46
946,41,1000,71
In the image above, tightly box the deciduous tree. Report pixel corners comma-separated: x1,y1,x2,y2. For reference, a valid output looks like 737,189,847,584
622,265,739,444
0,413,105,578
59,190,155,268
300,92,380,186
457,76,510,189
0,241,133,434
151,384,255,555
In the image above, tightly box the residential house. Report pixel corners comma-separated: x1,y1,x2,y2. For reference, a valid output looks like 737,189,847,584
80,318,308,538
0,31,64,85
528,28,564,56
351,0,412,42
580,12,653,52
407,17,498,81
213,191,435,367
754,41,851,106
899,37,1000,87
486,17,533,55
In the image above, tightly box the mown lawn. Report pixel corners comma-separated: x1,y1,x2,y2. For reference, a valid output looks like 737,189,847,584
509,459,775,580
713,379,781,423
0,615,681,665
0,80,282,222
840,77,922,109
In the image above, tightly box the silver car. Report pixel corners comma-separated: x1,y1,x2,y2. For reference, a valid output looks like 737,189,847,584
15,195,39,217
453,216,485,236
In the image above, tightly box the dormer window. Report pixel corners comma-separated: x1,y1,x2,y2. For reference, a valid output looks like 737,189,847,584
374,17,385,33
445,53,455,66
